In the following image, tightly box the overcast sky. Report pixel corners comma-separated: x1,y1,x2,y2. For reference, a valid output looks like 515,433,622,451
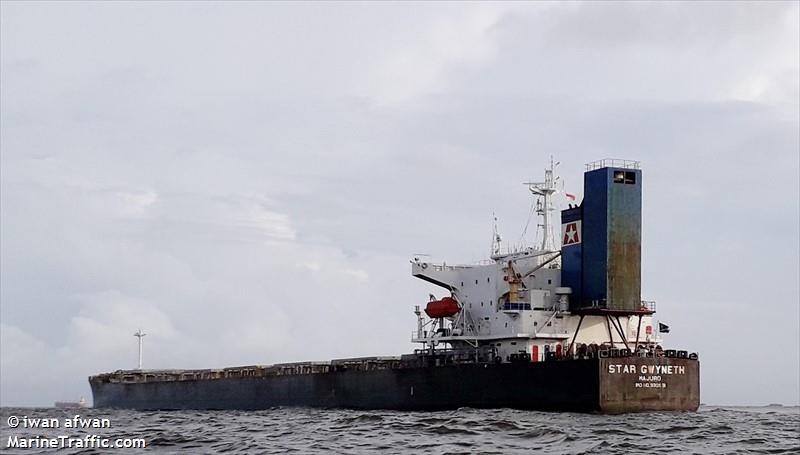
1,2,798,407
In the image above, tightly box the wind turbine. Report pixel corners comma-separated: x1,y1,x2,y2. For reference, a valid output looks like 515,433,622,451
133,329,146,370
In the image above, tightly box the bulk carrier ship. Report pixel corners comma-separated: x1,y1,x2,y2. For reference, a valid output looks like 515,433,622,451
90,159,700,413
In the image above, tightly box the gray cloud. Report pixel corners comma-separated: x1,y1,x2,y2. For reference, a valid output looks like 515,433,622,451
1,1,798,406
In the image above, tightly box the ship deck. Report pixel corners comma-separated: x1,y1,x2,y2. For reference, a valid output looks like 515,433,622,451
90,348,696,385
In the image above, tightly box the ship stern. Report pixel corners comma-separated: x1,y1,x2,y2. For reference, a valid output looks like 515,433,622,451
598,357,700,413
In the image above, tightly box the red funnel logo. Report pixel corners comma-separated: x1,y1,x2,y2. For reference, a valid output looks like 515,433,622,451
562,221,581,246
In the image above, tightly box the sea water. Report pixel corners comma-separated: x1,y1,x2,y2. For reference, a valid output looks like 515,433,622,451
1,405,798,454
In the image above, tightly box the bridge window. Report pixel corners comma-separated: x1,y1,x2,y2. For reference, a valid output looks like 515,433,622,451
613,170,636,184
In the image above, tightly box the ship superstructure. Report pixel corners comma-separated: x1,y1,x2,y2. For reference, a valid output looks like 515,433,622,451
413,159,664,364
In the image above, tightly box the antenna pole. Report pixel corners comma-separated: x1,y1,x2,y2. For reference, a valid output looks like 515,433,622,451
490,213,502,256
134,329,146,370
523,156,560,253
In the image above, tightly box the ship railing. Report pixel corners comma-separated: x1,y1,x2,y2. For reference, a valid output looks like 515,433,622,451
568,344,699,361
407,346,495,366
640,300,656,312
411,329,454,340
502,303,532,311
585,158,641,171
411,331,428,341
427,264,472,272
595,348,699,360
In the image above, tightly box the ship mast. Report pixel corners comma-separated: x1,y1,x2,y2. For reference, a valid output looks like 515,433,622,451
490,213,502,256
524,156,560,252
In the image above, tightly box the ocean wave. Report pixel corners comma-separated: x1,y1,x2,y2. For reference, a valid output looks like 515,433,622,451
0,406,798,454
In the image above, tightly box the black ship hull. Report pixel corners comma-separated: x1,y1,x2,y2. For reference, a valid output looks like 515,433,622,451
90,357,699,413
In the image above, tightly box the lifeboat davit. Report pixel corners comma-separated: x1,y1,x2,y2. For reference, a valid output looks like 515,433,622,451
425,297,460,318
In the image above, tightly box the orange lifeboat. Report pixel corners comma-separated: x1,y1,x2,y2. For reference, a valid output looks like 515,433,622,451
424,297,460,318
